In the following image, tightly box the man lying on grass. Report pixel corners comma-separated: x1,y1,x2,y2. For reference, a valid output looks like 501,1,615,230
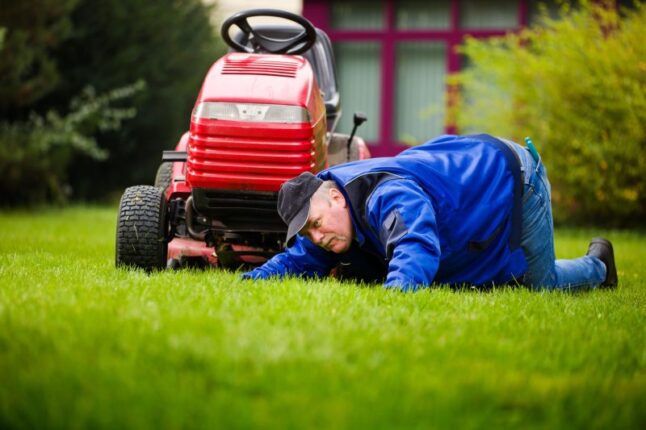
243,134,618,291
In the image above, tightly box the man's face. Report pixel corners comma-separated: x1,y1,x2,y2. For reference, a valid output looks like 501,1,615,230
300,188,354,253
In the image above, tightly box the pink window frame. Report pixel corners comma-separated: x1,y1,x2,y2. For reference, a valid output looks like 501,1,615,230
303,0,529,156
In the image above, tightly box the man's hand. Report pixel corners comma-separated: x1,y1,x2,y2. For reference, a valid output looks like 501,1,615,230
240,268,269,280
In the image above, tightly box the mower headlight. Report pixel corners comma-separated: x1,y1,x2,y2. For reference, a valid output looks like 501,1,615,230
193,102,310,123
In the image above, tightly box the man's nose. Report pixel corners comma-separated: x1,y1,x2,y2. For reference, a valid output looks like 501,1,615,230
310,229,324,244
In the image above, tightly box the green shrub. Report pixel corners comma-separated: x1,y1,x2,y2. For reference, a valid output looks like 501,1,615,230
52,0,222,200
450,1,646,226
0,82,143,206
0,0,79,115
0,0,221,203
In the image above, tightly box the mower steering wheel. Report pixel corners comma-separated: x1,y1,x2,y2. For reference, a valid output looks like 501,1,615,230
221,9,317,55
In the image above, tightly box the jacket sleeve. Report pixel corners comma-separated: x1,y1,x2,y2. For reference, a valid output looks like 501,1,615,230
241,235,337,280
366,179,441,291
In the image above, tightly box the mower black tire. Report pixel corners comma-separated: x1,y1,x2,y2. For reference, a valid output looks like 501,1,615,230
154,162,172,190
115,185,168,271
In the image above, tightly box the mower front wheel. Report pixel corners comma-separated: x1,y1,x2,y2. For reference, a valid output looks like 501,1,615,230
115,185,169,271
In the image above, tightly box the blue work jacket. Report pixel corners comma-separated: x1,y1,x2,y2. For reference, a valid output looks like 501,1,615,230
243,134,528,291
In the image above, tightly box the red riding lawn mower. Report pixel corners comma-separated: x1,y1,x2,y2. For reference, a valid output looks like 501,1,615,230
115,9,370,271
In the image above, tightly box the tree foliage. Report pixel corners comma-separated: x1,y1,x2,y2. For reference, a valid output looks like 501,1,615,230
0,0,222,205
0,0,142,205
0,0,79,116
52,0,223,200
0,83,144,206
450,1,646,226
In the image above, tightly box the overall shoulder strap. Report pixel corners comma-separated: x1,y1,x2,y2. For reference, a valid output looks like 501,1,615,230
466,134,524,250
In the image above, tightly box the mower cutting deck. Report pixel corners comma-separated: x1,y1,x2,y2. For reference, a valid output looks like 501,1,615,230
116,9,369,271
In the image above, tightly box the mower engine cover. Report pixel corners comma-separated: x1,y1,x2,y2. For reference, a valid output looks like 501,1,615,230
187,52,327,193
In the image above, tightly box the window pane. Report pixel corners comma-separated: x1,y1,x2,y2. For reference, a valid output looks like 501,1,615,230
335,42,381,142
460,0,519,29
332,0,385,30
395,42,447,145
396,0,451,30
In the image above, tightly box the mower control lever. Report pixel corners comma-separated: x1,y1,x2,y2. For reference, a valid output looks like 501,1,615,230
347,112,367,162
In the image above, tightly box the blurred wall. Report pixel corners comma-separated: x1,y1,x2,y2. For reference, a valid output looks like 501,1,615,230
207,0,302,27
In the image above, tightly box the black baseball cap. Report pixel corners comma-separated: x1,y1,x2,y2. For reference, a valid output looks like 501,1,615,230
278,172,324,246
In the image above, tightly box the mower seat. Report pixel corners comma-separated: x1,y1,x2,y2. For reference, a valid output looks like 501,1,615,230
232,26,341,133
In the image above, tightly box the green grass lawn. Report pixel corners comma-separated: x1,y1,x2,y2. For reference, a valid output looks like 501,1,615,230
0,206,644,429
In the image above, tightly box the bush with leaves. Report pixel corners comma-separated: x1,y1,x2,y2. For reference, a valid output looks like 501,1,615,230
450,1,646,226
0,82,143,206
0,0,221,204
52,0,221,200
0,0,80,117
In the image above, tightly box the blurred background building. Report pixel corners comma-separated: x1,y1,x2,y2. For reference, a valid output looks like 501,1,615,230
209,0,302,26
215,0,633,156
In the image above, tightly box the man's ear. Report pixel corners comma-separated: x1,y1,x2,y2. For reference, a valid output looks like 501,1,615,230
329,188,346,207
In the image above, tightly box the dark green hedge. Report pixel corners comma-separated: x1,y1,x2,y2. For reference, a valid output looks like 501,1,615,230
0,0,223,205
